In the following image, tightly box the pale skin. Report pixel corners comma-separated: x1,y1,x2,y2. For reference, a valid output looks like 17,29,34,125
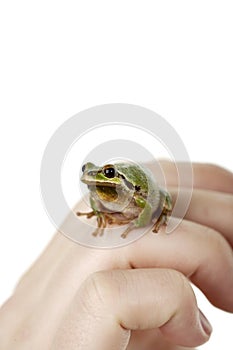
0,161,233,350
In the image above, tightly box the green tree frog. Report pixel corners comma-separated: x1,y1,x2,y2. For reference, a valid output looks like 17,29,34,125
77,162,172,238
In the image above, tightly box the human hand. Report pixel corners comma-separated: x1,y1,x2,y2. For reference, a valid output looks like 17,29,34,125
0,162,232,350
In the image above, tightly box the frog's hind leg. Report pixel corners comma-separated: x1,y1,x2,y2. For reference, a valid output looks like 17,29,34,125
99,213,133,238
152,191,172,233
152,213,167,233
76,210,107,237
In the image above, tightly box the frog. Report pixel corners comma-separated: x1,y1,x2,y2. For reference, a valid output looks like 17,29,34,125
77,162,172,238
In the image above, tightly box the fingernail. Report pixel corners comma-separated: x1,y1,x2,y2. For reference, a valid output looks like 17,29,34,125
199,309,213,336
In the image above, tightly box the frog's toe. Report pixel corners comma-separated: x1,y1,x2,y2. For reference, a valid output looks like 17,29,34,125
121,223,135,238
99,228,105,236
92,229,99,237
76,210,95,219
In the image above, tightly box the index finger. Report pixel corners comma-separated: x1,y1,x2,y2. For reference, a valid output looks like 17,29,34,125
148,161,233,194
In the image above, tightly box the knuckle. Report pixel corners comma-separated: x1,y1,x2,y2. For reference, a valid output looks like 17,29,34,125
81,271,115,305
78,270,131,323
203,225,228,249
166,269,187,290
81,270,129,308
165,269,194,303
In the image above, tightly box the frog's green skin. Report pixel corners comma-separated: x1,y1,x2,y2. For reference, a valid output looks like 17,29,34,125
77,162,172,238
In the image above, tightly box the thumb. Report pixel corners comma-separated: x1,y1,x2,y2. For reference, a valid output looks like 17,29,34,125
52,268,212,350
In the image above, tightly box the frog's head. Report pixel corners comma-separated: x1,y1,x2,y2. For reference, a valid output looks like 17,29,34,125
80,162,135,206
81,162,122,187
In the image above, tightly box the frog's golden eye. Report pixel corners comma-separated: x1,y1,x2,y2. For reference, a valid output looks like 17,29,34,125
103,166,116,178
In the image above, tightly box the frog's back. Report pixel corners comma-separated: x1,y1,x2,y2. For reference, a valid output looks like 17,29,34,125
116,163,149,191
140,164,161,210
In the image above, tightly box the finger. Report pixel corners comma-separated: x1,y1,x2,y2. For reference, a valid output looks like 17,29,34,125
125,218,233,312
148,161,233,194
170,187,233,246
51,269,212,350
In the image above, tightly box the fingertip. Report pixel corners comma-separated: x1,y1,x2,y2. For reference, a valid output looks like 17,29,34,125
157,272,212,347
160,307,212,347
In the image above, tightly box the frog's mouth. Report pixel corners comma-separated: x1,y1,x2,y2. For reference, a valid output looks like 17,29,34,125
82,179,119,188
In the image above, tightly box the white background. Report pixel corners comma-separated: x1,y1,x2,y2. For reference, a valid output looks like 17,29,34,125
0,1,232,349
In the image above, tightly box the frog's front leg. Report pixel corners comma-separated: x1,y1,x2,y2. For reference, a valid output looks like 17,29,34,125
76,194,97,218
92,212,107,236
121,197,153,238
77,209,107,237
76,196,104,236
76,210,95,219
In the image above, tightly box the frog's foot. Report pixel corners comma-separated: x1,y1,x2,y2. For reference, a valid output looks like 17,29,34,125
90,212,134,239
100,212,130,226
76,210,106,236
152,213,168,233
76,210,95,219
121,223,135,239
92,227,104,237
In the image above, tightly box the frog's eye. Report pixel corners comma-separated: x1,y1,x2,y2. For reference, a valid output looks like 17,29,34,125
81,164,86,172
103,166,116,178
